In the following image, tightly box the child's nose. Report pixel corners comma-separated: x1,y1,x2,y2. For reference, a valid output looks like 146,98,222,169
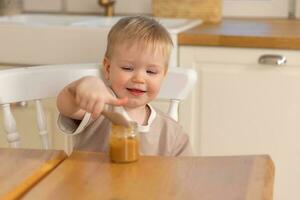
132,71,145,83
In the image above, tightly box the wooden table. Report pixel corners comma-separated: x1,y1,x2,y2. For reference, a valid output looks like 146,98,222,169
0,148,66,200
22,152,274,200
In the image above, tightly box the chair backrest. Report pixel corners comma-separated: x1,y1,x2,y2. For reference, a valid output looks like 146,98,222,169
0,63,197,149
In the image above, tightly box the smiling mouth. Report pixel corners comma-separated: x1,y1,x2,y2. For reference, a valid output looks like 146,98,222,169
127,88,146,96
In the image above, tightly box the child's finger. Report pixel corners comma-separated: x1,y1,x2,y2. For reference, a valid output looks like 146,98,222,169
107,97,128,106
91,101,104,119
75,94,82,106
86,99,96,113
78,98,88,110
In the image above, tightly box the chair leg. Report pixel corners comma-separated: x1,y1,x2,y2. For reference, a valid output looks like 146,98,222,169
2,104,20,148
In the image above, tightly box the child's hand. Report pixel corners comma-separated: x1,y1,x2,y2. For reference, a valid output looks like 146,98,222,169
71,76,128,119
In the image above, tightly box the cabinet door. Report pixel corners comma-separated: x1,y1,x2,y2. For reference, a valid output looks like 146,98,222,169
209,63,300,200
182,62,299,200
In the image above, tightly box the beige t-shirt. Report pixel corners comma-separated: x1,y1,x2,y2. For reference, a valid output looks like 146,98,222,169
58,105,193,156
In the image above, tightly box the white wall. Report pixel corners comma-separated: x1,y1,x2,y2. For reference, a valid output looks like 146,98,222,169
223,0,289,18
296,0,300,18
23,0,296,18
23,0,63,12
23,0,152,15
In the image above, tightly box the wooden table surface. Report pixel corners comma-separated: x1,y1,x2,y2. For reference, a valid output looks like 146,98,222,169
0,148,66,200
22,152,274,200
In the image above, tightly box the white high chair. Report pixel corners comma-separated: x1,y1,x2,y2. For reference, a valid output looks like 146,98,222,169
0,63,197,151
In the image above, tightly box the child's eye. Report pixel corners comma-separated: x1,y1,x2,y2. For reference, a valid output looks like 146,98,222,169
121,66,133,71
146,70,157,75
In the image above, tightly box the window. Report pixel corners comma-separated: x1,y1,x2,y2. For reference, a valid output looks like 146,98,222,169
223,0,289,18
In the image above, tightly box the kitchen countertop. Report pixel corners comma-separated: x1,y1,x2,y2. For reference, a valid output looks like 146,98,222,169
178,18,300,50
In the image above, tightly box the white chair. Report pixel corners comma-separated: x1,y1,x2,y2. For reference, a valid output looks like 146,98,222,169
0,63,197,151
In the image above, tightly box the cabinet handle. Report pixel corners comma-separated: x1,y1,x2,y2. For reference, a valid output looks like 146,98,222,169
258,54,287,66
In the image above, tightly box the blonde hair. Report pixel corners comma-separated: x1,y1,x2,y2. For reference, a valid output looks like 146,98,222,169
105,15,173,67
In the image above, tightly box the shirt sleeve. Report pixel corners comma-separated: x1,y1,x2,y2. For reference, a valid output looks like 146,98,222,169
57,112,92,135
172,129,194,156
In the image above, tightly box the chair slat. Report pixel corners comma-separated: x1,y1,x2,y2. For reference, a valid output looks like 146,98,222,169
35,100,49,149
167,99,180,121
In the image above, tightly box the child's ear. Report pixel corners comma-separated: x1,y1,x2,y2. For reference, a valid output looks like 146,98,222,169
102,57,110,80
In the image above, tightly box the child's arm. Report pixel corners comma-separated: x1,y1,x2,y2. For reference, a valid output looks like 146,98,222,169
56,76,127,120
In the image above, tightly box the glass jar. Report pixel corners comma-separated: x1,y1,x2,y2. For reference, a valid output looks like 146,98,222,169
109,122,139,163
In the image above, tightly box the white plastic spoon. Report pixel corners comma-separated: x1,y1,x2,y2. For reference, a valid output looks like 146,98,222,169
102,109,131,127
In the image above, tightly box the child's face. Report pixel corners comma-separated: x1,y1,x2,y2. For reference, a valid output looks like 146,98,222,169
103,42,167,108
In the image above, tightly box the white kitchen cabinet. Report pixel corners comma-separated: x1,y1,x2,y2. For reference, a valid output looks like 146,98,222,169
179,46,300,200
